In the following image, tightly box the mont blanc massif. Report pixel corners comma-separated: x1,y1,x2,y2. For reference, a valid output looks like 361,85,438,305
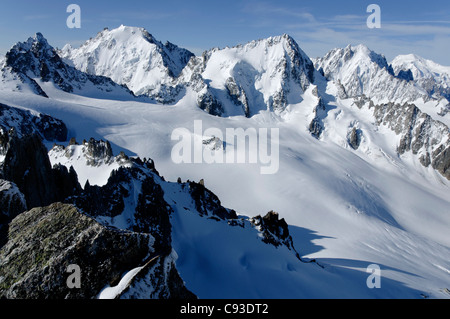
0,25,449,299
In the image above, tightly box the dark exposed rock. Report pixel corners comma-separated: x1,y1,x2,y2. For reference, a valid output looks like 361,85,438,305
0,180,26,220
0,102,68,144
70,167,130,219
52,164,82,201
134,175,172,253
0,179,26,247
251,211,296,251
2,134,81,209
225,77,250,117
84,138,113,166
373,102,450,180
397,69,414,82
308,92,328,139
271,89,288,112
3,134,57,209
309,117,323,139
197,91,224,116
348,127,362,150
118,255,197,299
432,145,450,179
0,129,8,156
187,181,237,220
0,203,154,299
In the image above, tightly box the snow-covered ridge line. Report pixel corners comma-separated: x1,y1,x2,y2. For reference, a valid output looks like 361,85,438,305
60,25,194,99
2,31,143,100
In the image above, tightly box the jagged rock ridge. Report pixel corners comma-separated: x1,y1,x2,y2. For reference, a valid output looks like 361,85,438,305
3,32,138,99
60,25,194,100
0,135,305,299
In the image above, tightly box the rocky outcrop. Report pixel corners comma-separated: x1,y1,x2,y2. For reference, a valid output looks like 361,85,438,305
397,69,414,82
0,103,67,147
0,180,26,247
0,180,26,220
84,138,113,166
2,134,81,209
118,254,196,299
225,77,250,117
0,203,155,299
49,138,132,171
186,180,237,221
308,90,327,139
251,211,297,252
348,127,362,150
4,32,135,98
373,102,450,179
197,90,224,117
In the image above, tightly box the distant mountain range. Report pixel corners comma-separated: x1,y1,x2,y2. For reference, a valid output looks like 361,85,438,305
0,26,449,299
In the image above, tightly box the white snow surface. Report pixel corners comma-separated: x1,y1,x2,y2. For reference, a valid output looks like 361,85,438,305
1,31,450,299
61,25,192,97
97,265,145,299
392,54,450,87
1,80,449,298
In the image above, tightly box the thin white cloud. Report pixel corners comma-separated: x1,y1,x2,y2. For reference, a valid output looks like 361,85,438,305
238,2,450,65
23,14,53,21
99,9,186,22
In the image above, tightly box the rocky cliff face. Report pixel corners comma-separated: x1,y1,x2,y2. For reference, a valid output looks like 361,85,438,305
0,102,67,151
175,34,316,117
4,32,137,99
60,25,194,99
0,134,300,299
314,44,424,104
2,134,81,209
372,102,449,179
0,203,157,299
0,179,26,247
314,45,450,180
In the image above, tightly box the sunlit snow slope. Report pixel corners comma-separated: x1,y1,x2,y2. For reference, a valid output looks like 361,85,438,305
1,29,450,299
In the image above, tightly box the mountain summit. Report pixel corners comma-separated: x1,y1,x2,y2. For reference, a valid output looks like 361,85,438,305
1,27,450,300
2,32,137,99
176,33,317,116
62,28,317,116
61,25,194,98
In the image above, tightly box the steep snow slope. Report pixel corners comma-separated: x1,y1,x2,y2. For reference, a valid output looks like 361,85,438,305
63,29,315,117
61,25,193,99
48,138,132,187
2,32,140,101
1,82,449,298
314,44,429,104
178,34,315,117
392,54,450,107
1,30,450,299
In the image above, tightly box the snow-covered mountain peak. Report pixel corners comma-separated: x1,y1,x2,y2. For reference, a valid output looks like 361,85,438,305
179,33,316,116
393,54,450,73
1,28,450,299
2,32,138,99
318,43,393,80
315,44,426,104
392,54,450,102
61,25,194,97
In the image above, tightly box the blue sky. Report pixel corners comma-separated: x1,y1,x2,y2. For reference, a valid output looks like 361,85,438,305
1,0,449,65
